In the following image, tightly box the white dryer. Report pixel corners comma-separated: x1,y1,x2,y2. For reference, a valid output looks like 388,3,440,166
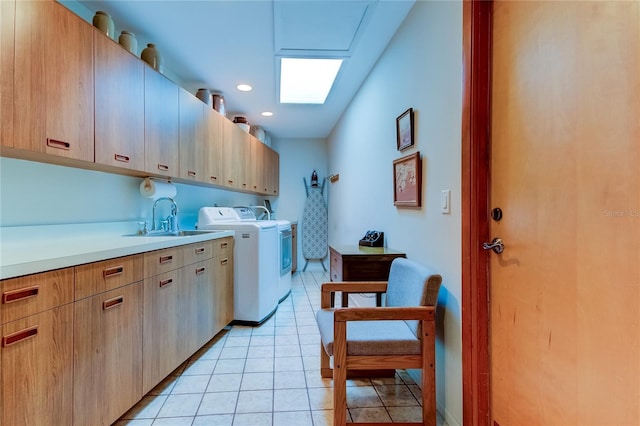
197,207,279,325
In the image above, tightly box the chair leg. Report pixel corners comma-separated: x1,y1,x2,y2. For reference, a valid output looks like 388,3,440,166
320,344,332,378
333,321,348,426
422,319,437,426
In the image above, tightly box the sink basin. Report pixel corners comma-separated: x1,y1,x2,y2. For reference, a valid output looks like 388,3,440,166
125,230,223,237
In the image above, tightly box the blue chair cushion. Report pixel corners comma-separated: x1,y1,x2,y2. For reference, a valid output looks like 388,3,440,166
315,308,421,357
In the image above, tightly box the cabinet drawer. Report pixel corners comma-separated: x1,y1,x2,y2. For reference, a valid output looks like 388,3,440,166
75,254,143,300
330,250,343,282
182,241,214,266
1,268,74,324
213,237,233,257
144,247,182,277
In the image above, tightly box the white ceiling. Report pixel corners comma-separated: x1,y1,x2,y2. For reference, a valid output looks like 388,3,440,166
78,0,415,139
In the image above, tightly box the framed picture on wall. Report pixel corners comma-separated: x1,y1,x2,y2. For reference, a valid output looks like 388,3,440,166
393,151,421,207
396,107,414,151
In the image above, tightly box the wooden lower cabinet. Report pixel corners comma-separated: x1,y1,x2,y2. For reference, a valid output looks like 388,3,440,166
186,260,215,351
2,304,74,426
73,282,143,426
213,253,234,331
142,269,183,393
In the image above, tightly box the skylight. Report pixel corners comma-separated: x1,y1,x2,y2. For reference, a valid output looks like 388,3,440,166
279,58,343,104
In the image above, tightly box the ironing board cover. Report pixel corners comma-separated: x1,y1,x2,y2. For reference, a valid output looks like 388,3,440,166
302,187,328,260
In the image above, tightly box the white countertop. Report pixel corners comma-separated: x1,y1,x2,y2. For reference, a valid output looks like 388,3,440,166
0,222,234,280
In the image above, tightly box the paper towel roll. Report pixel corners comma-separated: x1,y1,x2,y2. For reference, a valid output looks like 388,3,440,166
139,178,177,199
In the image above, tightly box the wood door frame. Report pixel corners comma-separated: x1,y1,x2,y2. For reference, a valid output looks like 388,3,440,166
461,0,492,425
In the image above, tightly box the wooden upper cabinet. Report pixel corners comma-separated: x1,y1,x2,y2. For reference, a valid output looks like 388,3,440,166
144,67,179,177
222,119,249,190
265,146,280,196
13,0,94,161
249,135,266,193
204,108,224,186
178,88,206,182
1,0,15,148
95,31,144,171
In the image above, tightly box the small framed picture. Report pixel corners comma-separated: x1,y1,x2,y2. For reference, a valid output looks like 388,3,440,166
393,151,421,207
396,107,414,151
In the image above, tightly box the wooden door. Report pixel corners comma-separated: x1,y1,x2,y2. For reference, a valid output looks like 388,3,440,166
13,0,94,161
214,252,234,331
222,119,249,190
144,67,179,177
73,282,143,426
95,31,144,171
489,2,640,425
1,0,14,148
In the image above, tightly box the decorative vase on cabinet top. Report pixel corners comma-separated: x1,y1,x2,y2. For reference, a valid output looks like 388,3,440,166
196,89,212,106
93,11,115,39
212,93,226,117
118,31,138,55
141,43,164,74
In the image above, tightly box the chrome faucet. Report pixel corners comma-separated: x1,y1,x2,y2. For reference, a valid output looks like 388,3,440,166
152,197,179,232
250,205,270,220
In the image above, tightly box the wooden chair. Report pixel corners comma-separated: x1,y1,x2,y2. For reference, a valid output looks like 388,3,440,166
315,257,442,426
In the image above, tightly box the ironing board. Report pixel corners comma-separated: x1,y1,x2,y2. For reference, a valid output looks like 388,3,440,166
302,178,328,271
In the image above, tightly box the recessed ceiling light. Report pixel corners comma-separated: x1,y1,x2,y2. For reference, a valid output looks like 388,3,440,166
237,84,253,92
280,57,343,104
261,111,274,117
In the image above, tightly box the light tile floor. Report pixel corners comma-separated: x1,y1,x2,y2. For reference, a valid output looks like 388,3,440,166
114,271,447,426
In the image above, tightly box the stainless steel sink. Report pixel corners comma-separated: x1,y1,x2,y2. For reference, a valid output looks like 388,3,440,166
125,230,223,237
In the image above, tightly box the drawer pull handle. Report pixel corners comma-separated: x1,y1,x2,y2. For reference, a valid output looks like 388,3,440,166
227,180,234,185
221,258,228,265
46,138,70,150
102,295,124,310
159,255,173,264
195,247,205,254
159,278,173,288
3,286,39,304
195,267,206,275
220,242,228,248
3,326,38,347
188,170,196,177
157,163,169,171
114,154,130,163
103,266,124,278
210,176,218,182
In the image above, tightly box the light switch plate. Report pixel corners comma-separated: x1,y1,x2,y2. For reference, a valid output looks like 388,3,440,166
441,189,451,214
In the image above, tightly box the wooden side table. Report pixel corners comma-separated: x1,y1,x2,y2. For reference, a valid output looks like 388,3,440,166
329,245,407,306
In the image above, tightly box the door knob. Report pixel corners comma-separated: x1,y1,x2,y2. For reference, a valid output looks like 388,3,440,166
482,238,504,254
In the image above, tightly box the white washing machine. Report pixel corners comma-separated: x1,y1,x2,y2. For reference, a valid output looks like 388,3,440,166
197,207,279,325
234,207,292,302
275,220,292,302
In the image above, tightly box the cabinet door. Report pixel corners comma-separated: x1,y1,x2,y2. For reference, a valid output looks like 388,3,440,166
1,0,14,148
183,260,214,351
144,67,179,177
204,107,224,186
265,147,280,196
142,270,182,393
249,136,266,194
178,88,206,182
213,240,234,332
222,119,249,190
2,305,73,426
95,32,144,171
73,282,143,426
13,0,94,161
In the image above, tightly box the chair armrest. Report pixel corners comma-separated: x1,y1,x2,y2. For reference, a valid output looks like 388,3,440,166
334,306,435,322
320,282,388,308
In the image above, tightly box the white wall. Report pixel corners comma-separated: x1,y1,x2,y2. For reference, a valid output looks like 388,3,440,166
0,157,263,228
271,137,328,271
326,1,463,425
